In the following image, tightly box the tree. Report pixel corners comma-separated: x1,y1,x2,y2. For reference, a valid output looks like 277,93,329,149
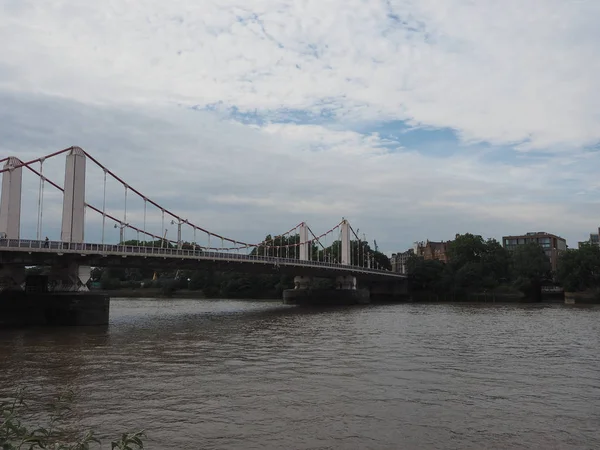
446,234,511,293
447,233,487,267
251,233,309,259
511,242,551,300
511,242,551,280
406,255,446,292
481,238,511,284
557,243,600,292
249,233,391,269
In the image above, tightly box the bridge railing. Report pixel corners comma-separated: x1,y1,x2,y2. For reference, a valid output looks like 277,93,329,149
0,238,399,276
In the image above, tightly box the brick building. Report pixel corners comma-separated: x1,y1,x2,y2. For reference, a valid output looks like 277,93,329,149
414,239,452,263
502,231,567,272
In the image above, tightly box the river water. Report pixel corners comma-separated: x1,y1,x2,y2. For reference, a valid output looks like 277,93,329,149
1,299,599,449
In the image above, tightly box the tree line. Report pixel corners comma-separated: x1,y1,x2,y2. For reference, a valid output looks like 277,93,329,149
407,233,600,300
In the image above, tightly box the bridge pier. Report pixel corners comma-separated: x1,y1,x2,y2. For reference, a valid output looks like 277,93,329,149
293,275,313,289
59,148,90,292
48,262,91,292
335,275,356,290
283,274,369,306
0,291,110,328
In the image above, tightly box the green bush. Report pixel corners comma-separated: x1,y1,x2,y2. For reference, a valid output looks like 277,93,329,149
1,389,145,450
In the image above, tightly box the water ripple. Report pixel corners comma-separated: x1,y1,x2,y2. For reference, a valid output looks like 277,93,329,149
1,300,599,449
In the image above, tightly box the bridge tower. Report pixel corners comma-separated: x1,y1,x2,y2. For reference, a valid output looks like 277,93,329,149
340,219,350,265
55,148,90,291
0,157,23,239
294,222,312,289
61,147,86,243
0,157,25,290
337,219,356,290
299,222,309,261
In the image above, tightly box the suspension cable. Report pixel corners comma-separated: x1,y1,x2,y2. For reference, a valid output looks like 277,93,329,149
14,147,357,254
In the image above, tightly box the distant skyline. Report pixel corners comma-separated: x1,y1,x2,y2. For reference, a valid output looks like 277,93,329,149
1,1,600,253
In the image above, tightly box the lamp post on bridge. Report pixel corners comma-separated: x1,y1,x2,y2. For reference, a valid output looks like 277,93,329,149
114,222,127,244
171,219,185,249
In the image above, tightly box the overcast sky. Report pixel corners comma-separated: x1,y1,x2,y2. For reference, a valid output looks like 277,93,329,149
1,0,600,252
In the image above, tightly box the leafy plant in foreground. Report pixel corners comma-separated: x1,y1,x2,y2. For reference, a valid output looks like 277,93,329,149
0,389,144,450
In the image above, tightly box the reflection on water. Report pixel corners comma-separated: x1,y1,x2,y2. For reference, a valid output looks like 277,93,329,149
1,299,600,449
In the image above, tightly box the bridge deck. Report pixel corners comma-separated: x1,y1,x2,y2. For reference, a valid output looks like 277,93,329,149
0,239,406,280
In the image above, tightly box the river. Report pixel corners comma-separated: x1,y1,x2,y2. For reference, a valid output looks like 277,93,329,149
1,299,599,449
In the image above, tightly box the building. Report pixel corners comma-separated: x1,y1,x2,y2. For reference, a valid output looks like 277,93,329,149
502,231,566,272
390,249,414,274
578,227,600,248
414,239,453,263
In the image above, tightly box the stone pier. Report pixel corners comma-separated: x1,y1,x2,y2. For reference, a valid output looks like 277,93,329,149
283,288,369,306
0,291,110,328
283,274,369,306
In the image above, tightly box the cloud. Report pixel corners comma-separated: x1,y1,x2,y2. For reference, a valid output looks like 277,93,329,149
1,91,598,252
0,1,599,253
2,0,600,149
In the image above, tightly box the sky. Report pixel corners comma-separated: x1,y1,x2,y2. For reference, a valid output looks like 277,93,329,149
1,0,600,253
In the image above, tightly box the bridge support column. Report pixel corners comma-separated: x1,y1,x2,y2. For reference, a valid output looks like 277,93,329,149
293,275,312,289
283,275,368,305
335,275,356,290
48,262,90,292
340,219,350,265
0,157,23,239
60,148,90,291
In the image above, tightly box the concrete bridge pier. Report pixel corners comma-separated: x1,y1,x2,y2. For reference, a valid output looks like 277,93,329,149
283,274,369,306
293,275,313,290
0,291,110,328
48,262,91,292
0,269,109,328
335,275,357,290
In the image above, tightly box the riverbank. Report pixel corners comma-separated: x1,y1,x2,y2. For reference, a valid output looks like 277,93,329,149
91,288,281,300
564,290,600,304
409,289,569,303
92,288,573,304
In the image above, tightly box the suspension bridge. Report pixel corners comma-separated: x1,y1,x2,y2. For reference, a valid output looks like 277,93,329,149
0,146,405,295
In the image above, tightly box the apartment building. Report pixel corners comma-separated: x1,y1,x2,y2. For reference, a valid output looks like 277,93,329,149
578,227,600,248
502,231,567,272
390,249,414,274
